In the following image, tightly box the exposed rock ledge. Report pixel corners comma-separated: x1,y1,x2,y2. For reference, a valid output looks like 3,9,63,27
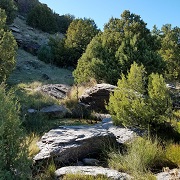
55,166,132,180
34,116,141,164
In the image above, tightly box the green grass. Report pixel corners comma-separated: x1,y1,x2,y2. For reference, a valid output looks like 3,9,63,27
107,137,169,177
14,82,60,111
165,143,180,166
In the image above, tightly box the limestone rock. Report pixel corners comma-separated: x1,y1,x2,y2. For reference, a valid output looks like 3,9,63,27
33,124,116,164
102,118,143,144
33,116,139,164
54,166,132,180
79,83,117,112
40,84,71,99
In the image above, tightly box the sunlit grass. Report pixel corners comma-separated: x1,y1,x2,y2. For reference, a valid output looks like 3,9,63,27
165,143,180,166
108,137,166,176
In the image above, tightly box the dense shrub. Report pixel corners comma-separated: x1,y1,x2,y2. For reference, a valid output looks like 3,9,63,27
27,3,57,33
74,10,164,85
37,45,53,64
0,84,31,179
107,62,172,130
16,0,39,16
0,0,17,24
0,9,17,82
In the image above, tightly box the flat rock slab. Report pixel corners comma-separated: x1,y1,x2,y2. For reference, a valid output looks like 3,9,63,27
55,166,131,180
40,84,71,99
102,118,144,144
34,124,116,163
34,117,139,165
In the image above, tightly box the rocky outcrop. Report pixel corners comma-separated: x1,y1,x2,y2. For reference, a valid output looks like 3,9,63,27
40,84,71,99
9,17,63,55
55,166,132,180
34,124,116,164
79,83,117,112
33,116,139,164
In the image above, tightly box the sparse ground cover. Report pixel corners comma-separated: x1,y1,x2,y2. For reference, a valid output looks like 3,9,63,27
7,49,73,85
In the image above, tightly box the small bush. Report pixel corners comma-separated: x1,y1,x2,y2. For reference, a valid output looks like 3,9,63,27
38,45,53,64
165,143,180,166
0,84,32,179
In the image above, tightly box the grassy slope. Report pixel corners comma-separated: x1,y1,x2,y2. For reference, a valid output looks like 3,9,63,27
7,49,74,86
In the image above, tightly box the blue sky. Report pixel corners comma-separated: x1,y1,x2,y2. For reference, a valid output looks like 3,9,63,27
39,0,180,30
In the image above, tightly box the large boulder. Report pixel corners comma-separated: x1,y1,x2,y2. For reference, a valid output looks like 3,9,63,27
33,116,139,164
33,124,116,164
79,83,117,112
55,166,132,180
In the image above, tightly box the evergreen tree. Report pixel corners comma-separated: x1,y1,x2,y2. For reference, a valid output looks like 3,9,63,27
107,62,149,127
27,3,58,33
65,18,99,66
0,0,17,24
0,9,17,82
107,62,172,130
74,10,164,85
148,73,172,125
16,0,39,16
0,84,31,179
159,24,180,80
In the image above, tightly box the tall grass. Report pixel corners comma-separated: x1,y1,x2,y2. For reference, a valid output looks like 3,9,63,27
108,137,164,176
165,143,180,166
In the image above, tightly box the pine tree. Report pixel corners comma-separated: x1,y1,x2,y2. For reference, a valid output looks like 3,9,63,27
107,62,149,127
74,10,164,85
107,62,172,129
0,9,17,82
0,0,17,24
148,73,172,125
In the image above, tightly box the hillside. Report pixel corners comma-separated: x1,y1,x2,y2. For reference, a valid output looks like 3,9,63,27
9,15,64,55
7,49,73,86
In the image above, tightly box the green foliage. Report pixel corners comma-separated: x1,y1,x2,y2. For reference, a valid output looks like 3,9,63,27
0,0,17,24
107,62,172,129
65,18,99,66
27,3,57,33
54,13,75,34
158,25,180,80
0,84,31,179
16,0,39,16
0,9,17,82
37,45,53,64
74,10,164,85
108,137,164,176
165,143,180,166
48,18,99,67
148,73,172,125
48,35,68,66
